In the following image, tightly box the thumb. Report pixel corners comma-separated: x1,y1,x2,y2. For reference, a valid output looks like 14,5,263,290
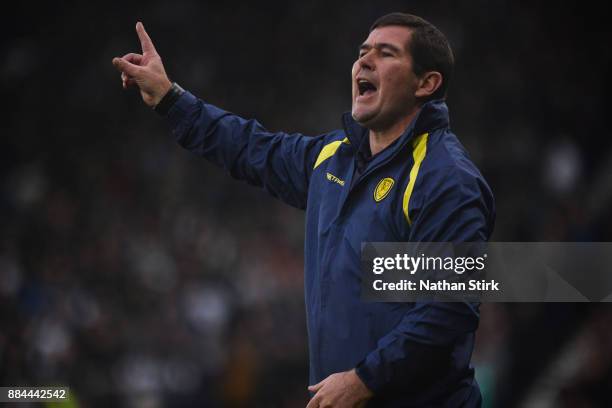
112,57,141,77
308,380,325,392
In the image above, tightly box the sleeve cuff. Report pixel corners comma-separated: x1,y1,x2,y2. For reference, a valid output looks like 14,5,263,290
355,357,385,394
166,91,198,129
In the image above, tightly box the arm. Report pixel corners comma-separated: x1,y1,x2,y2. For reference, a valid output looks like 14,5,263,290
112,22,325,209
166,92,324,208
355,165,496,394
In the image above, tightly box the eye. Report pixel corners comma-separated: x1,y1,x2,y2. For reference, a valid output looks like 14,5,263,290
381,51,393,57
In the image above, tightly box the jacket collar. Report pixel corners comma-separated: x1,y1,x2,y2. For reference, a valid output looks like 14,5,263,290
341,98,450,154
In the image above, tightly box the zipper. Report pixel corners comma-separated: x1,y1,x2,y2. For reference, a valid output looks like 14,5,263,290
349,131,417,193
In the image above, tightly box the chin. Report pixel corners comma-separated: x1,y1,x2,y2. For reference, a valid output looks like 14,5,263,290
351,107,376,126
353,113,380,130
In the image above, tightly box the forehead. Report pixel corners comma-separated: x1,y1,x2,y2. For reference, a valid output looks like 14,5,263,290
362,25,412,51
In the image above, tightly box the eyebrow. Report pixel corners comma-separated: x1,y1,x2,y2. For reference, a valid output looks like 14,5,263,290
358,42,402,54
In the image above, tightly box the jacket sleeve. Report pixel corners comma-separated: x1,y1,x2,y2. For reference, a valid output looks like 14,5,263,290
355,165,495,394
166,91,327,209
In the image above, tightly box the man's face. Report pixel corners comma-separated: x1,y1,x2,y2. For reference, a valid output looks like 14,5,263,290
351,26,419,130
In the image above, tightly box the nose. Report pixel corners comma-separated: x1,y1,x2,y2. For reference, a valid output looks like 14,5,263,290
358,51,375,72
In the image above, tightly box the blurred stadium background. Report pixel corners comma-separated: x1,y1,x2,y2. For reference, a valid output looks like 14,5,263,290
1,1,612,407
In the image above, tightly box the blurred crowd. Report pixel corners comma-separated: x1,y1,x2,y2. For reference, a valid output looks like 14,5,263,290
1,1,611,407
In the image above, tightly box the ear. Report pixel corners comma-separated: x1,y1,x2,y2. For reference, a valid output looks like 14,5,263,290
414,71,443,99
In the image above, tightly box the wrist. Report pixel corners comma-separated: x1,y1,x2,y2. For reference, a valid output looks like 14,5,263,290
351,369,374,399
354,364,378,396
154,81,185,115
156,79,173,103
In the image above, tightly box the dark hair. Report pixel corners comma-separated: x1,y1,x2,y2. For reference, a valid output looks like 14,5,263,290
370,13,454,101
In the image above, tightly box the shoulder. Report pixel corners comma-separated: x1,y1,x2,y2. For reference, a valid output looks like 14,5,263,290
310,130,351,169
421,130,480,176
403,130,496,240
412,128,495,209
304,129,348,149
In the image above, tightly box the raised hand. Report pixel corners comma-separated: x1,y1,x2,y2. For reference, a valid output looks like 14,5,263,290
112,22,172,107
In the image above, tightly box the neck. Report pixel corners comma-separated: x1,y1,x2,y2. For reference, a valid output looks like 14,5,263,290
368,108,420,156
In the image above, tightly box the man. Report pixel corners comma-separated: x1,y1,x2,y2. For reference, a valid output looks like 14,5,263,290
113,13,495,407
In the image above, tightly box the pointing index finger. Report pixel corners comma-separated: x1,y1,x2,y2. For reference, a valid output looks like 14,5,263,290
136,21,157,55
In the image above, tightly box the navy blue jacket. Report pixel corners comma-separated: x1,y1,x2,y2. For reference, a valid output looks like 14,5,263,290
166,91,495,407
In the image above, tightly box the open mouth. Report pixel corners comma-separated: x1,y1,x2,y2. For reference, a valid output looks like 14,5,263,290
357,79,377,97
